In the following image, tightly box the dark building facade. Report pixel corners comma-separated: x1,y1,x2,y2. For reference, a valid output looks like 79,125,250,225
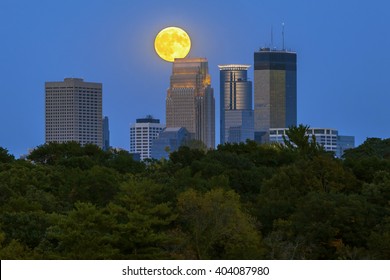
102,116,110,151
254,48,297,142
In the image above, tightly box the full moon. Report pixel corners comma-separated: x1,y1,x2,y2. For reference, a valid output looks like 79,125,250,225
154,27,191,62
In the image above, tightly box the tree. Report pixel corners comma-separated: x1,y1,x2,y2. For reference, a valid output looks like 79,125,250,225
0,147,14,163
0,232,33,259
288,192,375,259
70,166,120,207
170,146,205,167
343,138,390,183
107,177,178,259
106,149,145,174
41,203,120,259
343,138,390,160
27,142,108,168
282,124,324,158
0,210,52,250
263,219,307,259
367,216,390,259
177,188,264,259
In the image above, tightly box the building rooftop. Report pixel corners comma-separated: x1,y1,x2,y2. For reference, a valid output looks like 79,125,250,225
257,47,296,54
218,64,251,71
136,115,160,124
163,127,185,132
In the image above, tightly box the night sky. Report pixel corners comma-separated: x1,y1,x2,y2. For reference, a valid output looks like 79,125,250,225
1,0,389,157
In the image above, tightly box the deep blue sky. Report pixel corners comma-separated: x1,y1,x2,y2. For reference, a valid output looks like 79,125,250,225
1,0,389,157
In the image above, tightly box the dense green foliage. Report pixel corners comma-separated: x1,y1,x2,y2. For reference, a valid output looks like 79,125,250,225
1,134,390,259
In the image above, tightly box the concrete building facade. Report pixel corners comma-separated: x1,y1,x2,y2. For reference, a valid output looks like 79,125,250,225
129,116,165,161
45,78,103,148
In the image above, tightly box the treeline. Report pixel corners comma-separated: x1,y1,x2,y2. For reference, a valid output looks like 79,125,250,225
0,126,390,259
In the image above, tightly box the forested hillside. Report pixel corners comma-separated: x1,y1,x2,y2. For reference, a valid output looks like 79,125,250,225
1,127,389,259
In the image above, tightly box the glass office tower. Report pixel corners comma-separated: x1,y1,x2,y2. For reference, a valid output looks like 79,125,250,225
219,64,253,144
254,48,297,142
166,58,215,148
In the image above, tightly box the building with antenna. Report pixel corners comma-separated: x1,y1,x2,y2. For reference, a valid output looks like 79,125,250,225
253,48,297,143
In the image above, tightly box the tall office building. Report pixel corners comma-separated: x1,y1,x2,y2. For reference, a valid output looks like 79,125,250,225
254,48,297,142
102,116,110,151
166,58,215,149
45,78,103,148
219,64,254,144
130,116,165,161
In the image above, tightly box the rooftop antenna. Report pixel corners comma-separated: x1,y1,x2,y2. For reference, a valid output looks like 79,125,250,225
271,25,274,48
282,22,285,50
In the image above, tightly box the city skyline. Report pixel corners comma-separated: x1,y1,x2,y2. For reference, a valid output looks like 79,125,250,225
1,0,390,156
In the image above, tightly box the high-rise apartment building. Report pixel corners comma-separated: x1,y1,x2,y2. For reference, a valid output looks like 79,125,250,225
254,48,297,142
219,64,254,144
166,58,215,149
45,78,103,148
130,116,165,160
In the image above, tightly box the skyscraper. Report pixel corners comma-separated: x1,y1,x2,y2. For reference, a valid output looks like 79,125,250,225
130,115,165,160
219,64,254,144
45,78,103,148
254,48,297,142
166,58,215,149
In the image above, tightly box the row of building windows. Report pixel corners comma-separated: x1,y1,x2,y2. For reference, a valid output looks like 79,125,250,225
46,89,101,92
45,105,101,108
47,138,100,142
